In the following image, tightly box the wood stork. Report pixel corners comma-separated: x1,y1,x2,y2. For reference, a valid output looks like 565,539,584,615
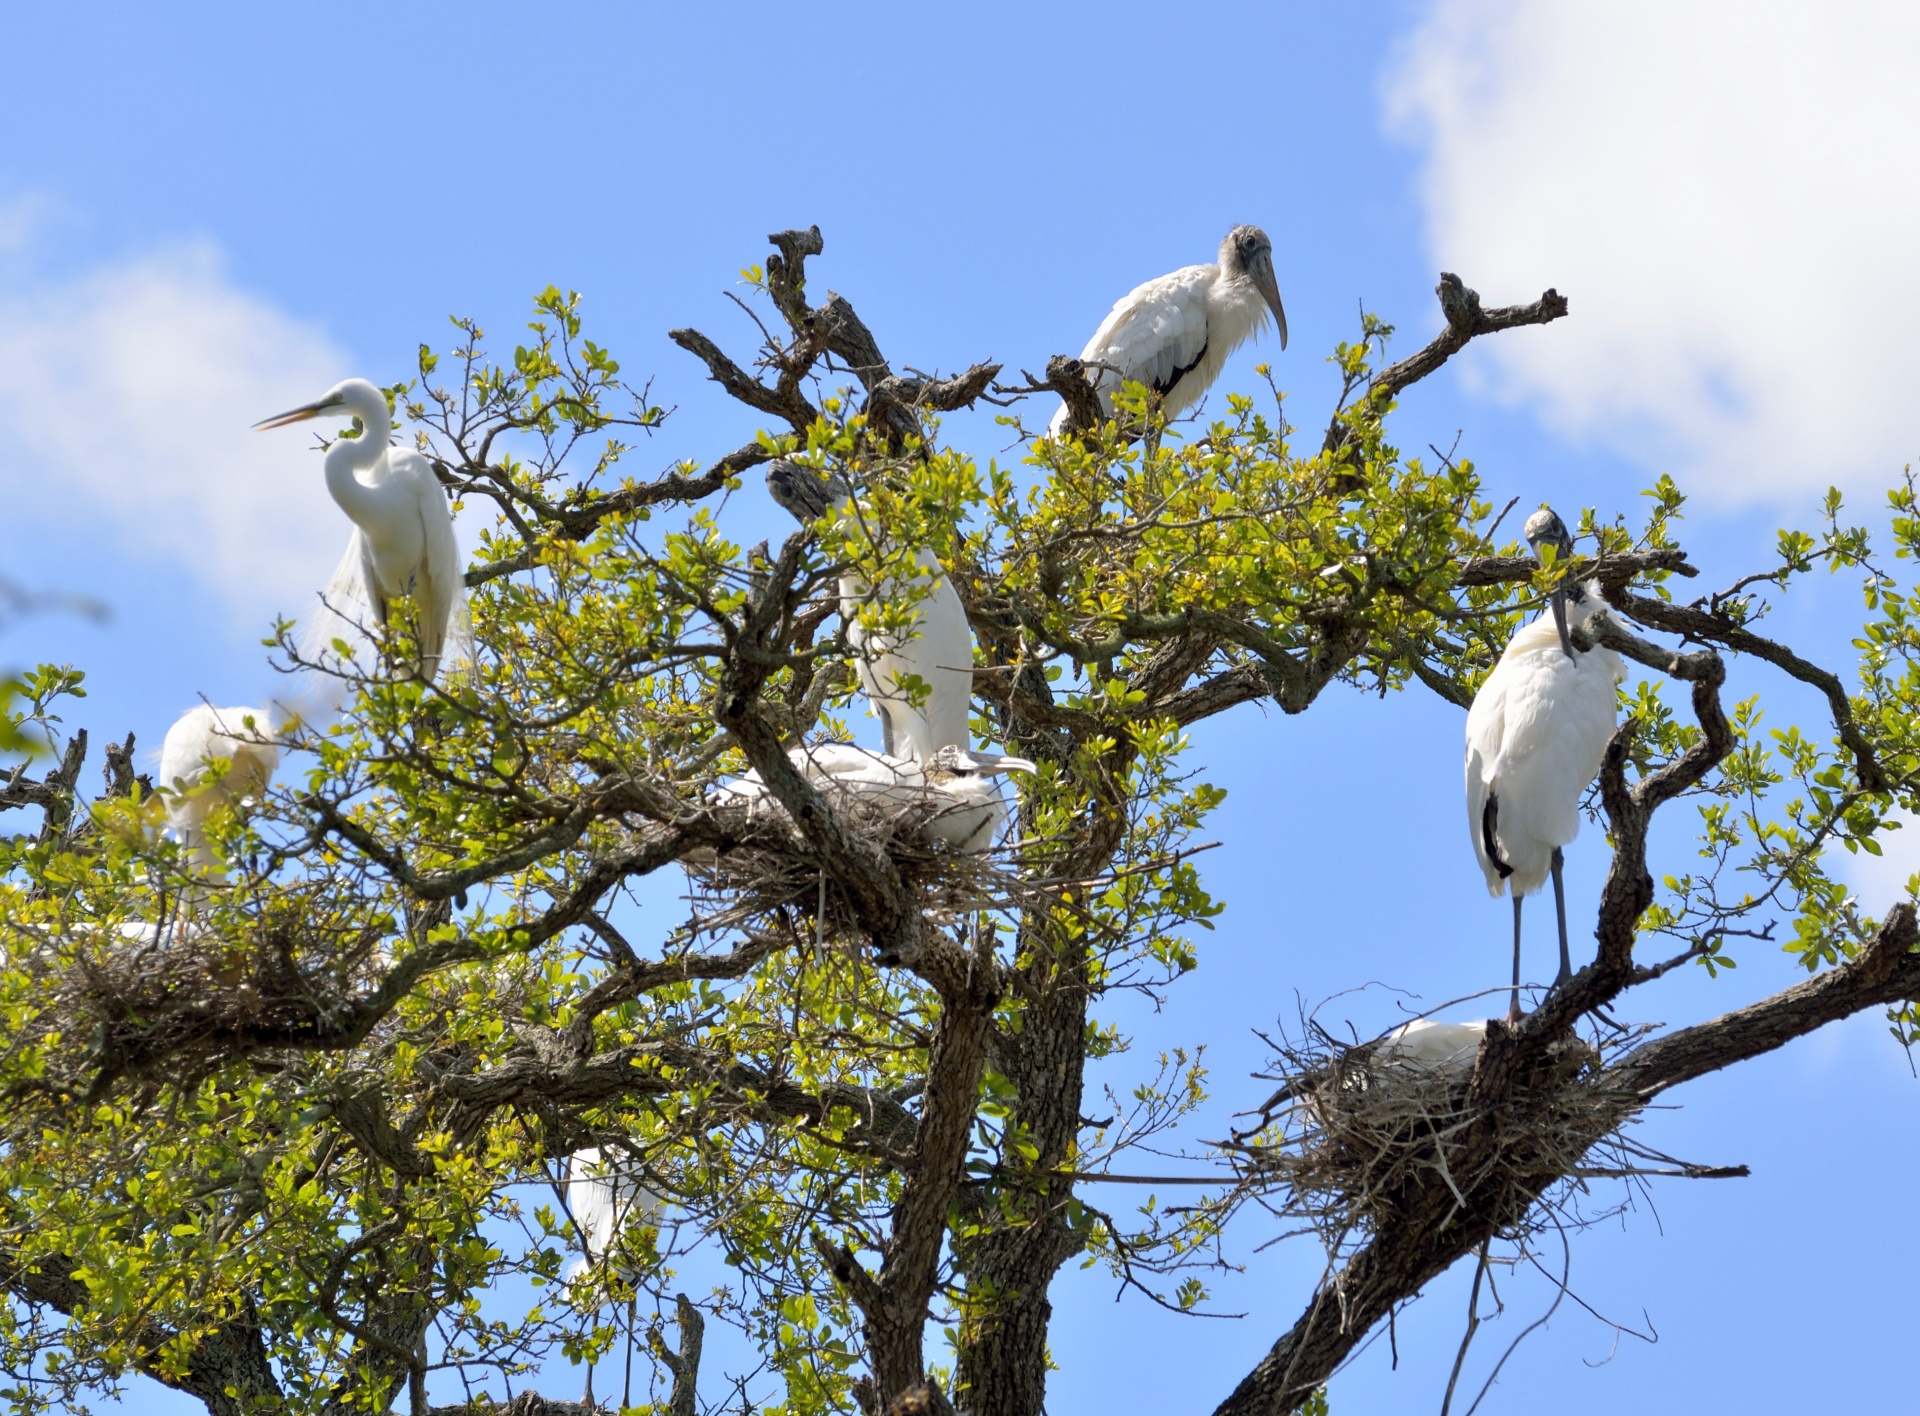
158,703,285,876
1465,508,1627,1020
720,742,1035,854
565,1146,666,1410
255,379,470,684
766,459,973,763
1049,224,1287,437
1380,1018,1488,1071
1255,1017,1491,1116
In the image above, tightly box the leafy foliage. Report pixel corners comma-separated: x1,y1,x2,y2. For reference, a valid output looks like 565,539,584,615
2,242,1915,1416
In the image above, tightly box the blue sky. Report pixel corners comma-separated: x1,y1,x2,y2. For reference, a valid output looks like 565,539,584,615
5,2,1918,1412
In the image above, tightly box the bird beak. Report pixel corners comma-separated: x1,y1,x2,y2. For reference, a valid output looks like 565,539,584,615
253,392,346,431
958,752,1037,776
1548,584,1575,661
1253,250,1288,351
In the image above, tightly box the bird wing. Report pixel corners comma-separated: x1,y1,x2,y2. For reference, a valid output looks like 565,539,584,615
1078,263,1217,402
1483,633,1621,886
567,1148,617,1264
1463,670,1510,896
1383,1019,1487,1067
298,529,380,674
844,555,973,762
395,450,467,683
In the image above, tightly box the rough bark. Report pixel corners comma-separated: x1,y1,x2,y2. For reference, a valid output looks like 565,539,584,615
1210,905,1920,1416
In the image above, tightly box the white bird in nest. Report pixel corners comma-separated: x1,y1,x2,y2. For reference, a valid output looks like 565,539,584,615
158,703,288,876
565,1146,667,1410
766,460,973,764
719,742,1035,854
1049,224,1288,437
1379,1018,1489,1072
1253,1018,1492,1118
255,378,471,685
1465,508,1627,1021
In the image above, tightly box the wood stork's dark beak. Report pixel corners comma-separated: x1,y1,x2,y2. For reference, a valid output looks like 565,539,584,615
1548,584,1574,661
253,390,347,431
1524,505,1578,661
1252,249,1288,352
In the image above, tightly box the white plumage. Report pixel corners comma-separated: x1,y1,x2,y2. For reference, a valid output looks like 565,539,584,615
565,1146,664,1280
1049,224,1287,437
720,742,1034,854
1379,1019,1489,1071
1465,508,1627,1015
847,555,971,764
158,704,285,874
1465,593,1625,897
257,378,470,684
765,460,974,763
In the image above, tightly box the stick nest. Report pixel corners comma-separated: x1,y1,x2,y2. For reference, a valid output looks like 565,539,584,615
1227,1019,1647,1249
684,796,1032,941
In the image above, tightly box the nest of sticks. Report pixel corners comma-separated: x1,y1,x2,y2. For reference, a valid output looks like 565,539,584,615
683,795,1034,942
1225,1017,1655,1248
15,903,394,1095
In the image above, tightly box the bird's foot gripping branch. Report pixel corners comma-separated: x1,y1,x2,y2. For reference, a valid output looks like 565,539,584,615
2,228,1918,1416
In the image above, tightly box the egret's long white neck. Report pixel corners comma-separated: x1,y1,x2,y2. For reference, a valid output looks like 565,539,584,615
321,385,394,529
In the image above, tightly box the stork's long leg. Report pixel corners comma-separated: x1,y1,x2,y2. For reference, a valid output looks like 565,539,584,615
624,1292,637,1410
1550,846,1572,985
1509,892,1524,1023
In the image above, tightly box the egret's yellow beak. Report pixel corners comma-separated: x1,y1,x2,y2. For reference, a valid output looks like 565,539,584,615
253,392,345,431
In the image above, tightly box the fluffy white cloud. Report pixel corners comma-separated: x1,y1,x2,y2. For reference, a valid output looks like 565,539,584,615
1384,1,1920,503
0,236,354,627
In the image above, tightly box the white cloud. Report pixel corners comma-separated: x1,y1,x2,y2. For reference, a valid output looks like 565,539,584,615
0,239,356,628
1836,809,1920,918
1384,1,1920,503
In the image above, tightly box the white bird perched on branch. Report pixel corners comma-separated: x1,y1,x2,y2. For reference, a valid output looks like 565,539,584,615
1049,224,1288,437
1465,508,1627,1021
158,703,286,876
565,1146,666,1410
720,742,1035,854
255,378,470,685
566,1146,665,1280
766,460,973,764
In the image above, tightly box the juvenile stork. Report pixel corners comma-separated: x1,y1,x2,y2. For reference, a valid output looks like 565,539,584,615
766,459,973,763
1049,224,1287,436
1464,508,1627,1020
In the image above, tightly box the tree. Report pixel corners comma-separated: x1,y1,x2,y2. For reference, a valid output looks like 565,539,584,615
3,226,1916,1416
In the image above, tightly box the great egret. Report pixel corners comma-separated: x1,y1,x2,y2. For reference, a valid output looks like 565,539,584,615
766,460,973,763
255,379,469,684
1049,224,1287,436
1465,508,1627,1020
158,703,284,875
565,1146,665,1410
720,742,1035,853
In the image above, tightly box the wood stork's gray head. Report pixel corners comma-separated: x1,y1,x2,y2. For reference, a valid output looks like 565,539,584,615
766,458,854,523
921,744,1037,786
1220,225,1288,352
1524,506,1583,660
